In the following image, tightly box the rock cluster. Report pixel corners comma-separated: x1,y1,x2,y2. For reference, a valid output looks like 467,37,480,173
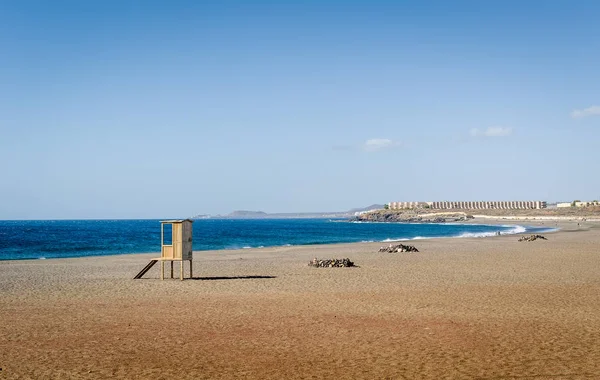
379,244,419,253
351,210,472,223
518,234,548,242
308,258,355,268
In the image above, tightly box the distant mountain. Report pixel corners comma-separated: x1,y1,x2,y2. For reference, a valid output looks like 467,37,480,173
192,204,386,219
227,210,269,218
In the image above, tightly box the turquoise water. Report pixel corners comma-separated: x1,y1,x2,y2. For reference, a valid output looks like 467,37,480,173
0,219,554,260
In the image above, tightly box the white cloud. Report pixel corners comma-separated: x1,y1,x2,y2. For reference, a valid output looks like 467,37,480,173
571,105,600,119
470,127,513,137
362,138,400,152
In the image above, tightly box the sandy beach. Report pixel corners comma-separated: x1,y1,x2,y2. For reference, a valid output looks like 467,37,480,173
1,220,599,379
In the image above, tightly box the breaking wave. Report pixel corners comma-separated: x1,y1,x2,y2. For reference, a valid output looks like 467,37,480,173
381,236,434,242
456,225,527,238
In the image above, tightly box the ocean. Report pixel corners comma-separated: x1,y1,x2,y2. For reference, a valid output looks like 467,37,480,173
0,219,555,260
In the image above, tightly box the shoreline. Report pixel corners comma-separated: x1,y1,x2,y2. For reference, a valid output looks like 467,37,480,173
1,218,591,265
0,220,589,268
0,217,567,262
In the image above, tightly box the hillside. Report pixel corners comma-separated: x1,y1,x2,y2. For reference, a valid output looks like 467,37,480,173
227,210,269,218
352,206,600,223
352,209,471,223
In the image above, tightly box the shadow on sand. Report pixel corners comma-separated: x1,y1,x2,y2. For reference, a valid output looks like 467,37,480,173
190,275,277,281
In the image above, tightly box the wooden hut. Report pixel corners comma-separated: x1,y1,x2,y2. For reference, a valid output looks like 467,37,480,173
134,219,194,280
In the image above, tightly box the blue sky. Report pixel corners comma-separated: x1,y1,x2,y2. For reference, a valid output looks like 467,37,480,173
1,1,599,219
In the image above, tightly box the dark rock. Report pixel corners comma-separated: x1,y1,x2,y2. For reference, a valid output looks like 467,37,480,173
350,210,470,224
379,244,419,253
518,234,548,242
308,258,355,268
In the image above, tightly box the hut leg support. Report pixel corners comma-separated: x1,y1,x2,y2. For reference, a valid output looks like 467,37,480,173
160,261,164,280
189,260,193,279
180,261,184,281
170,261,174,279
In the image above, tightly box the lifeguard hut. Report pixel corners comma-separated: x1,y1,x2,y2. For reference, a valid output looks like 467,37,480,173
134,219,194,280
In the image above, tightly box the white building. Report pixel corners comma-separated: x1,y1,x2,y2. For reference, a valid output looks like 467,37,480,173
557,201,600,208
389,201,547,210
388,201,429,209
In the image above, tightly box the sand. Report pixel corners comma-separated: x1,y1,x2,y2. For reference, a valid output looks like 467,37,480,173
1,220,599,379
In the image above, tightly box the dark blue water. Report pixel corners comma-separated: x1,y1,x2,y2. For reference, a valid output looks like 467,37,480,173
0,219,554,260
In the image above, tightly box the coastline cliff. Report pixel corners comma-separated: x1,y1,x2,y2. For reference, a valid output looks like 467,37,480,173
351,209,473,223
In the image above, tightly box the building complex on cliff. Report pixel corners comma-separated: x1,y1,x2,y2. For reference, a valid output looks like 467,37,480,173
389,201,547,210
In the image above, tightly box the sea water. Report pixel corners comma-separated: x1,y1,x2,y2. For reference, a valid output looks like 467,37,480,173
0,219,555,260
